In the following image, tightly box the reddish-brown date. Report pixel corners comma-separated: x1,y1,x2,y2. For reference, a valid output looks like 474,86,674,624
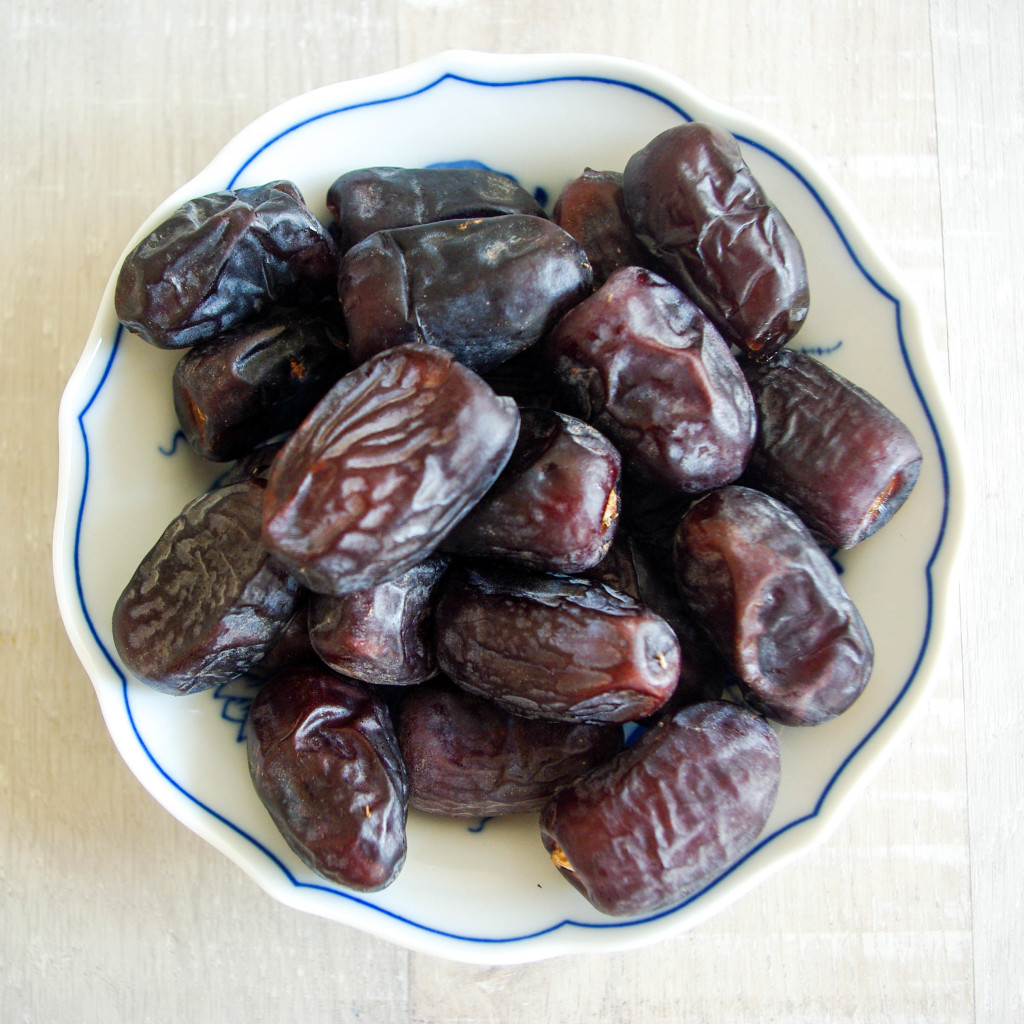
742,348,923,548
115,181,338,349
246,667,408,891
327,165,545,253
544,266,756,493
540,700,781,916
673,485,874,726
442,408,622,574
308,554,449,686
262,344,520,596
396,679,624,817
339,214,593,372
434,563,681,723
622,123,809,359
112,480,302,694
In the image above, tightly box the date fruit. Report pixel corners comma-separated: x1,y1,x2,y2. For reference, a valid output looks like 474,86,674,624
540,700,781,916
327,165,545,253
247,667,408,891
262,344,520,595
742,349,923,548
623,123,809,359
112,480,302,694
397,679,624,817
115,181,338,349
308,555,448,686
544,266,756,493
674,485,874,726
434,564,681,723
339,214,593,372
442,408,622,574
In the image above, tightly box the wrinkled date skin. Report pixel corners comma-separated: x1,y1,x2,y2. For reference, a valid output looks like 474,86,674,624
434,564,681,723
552,168,653,286
544,266,756,493
308,554,449,686
173,304,349,461
396,679,625,817
112,480,302,694
539,700,781,916
115,181,338,349
623,123,809,359
442,409,622,574
742,349,923,548
246,667,408,891
262,344,520,596
327,165,545,254
674,486,874,726
339,214,593,372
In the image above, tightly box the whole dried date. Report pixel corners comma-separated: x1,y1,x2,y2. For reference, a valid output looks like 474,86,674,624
262,344,520,596
741,348,922,548
115,181,338,349
434,563,681,723
112,480,302,694
396,679,624,817
623,123,809,359
339,214,593,372
247,667,408,891
327,165,545,253
673,485,874,726
544,266,756,493
441,408,622,574
540,700,781,916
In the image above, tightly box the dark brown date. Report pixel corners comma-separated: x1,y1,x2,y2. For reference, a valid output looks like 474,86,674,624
246,667,408,891
327,165,545,253
623,123,809,359
173,305,349,461
247,593,318,680
434,564,681,723
112,480,302,694
339,214,593,372
262,344,520,596
396,679,624,817
539,700,781,916
551,168,652,286
442,409,621,574
742,349,923,548
544,266,756,493
308,555,449,686
673,485,874,726
115,181,338,349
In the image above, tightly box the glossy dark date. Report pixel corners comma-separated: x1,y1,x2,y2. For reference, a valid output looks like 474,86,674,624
673,486,874,726
396,679,624,817
434,564,681,723
246,667,408,891
262,344,520,596
308,554,448,686
442,409,621,574
173,304,348,461
115,181,338,349
539,700,781,916
742,349,923,548
623,123,809,359
339,214,593,372
551,168,652,286
327,165,545,253
112,480,302,694
544,266,756,493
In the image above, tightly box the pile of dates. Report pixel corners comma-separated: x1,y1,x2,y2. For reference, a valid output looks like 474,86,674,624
111,123,922,917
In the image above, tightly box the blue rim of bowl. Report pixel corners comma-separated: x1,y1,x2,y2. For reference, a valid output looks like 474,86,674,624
69,68,955,951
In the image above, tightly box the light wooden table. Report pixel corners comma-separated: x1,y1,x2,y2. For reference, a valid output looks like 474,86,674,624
2,1,1019,1021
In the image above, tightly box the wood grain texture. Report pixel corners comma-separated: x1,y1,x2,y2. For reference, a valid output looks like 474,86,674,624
0,0,1011,1020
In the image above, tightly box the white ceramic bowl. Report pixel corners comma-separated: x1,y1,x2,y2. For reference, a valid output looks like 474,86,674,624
53,51,964,964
